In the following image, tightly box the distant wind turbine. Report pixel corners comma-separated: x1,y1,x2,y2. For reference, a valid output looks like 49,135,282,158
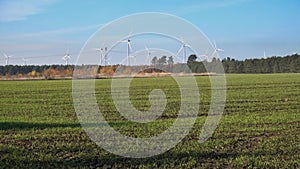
200,49,209,61
212,40,224,57
94,48,104,65
120,39,132,66
145,45,151,65
94,47,108,65
62,49,71,65
1,51,12,65
263,51,267,59
213,40,224,52
176,37,191,63
22,57,29,65
130,55,137,65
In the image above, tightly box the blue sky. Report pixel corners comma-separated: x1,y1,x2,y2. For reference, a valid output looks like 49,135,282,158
0,0,299,65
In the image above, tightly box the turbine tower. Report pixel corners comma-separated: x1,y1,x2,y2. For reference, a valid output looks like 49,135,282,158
103,47,108,65
126,39,131,66
62,49,71,65
94,48,103,65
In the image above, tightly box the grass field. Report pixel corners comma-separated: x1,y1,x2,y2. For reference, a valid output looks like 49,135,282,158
0,74,299,168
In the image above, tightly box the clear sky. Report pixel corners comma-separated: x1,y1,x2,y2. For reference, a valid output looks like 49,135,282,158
0,0,299,65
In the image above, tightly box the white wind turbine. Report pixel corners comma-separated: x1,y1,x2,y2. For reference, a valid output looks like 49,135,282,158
200,54,208,62
94,48,104,65
130,55,137,65
94,47,108,65
199,49,209,61
22,57,29,65
263,50,267,59
2,51,12,65
212,40,224,58
145,45,151,65
120,39,132,66
62,49,71,65
176,37,191,63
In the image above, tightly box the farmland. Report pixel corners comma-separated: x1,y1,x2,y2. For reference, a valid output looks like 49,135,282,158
0,74,299,168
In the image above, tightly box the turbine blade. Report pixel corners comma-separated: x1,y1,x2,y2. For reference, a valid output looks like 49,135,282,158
144,44,149,52
178,35,184,44
2,51,8,58
93,48,102,51
213,40,217,49
176,46,183,56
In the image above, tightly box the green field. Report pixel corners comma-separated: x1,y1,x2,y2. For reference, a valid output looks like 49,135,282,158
0,74,299,168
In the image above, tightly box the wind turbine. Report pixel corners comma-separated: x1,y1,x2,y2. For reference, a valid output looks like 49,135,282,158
62,49,71,65
176,37,191,63
212,40,224,58
94,48,104,65
130,55,137,65
2,51,12,65
199,49,209,61
199,54,208,62
94,47,108,65
120,39,132,66
22,57,29,65
263,51,267,59
145,45,151,65
103,47,108,65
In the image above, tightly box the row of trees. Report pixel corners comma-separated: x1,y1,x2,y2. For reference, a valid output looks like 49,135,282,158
186,53,300,73
0,54,299,79
151,56,174,66
221,54,300,73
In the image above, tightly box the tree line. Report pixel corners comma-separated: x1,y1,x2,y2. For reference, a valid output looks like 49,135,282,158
221,54,300,73
0,54,299,79
187,53,300,73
